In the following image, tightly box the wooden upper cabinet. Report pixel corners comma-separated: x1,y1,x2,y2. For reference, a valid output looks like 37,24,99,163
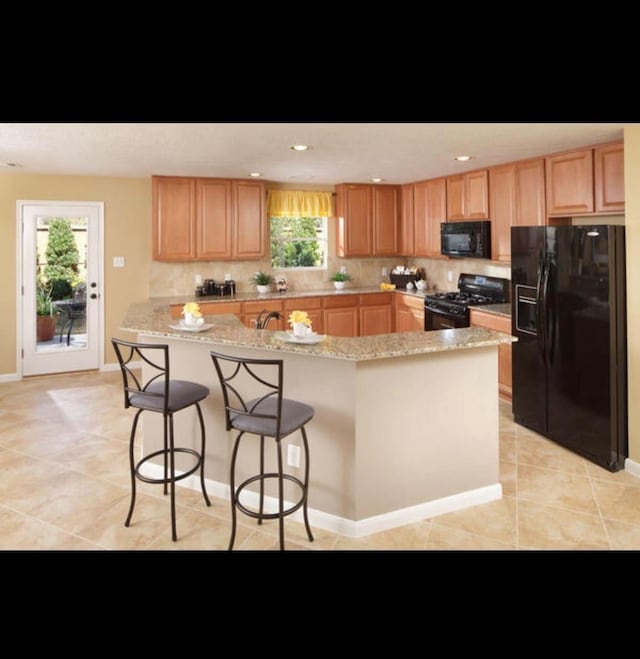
399,184,414,255
546,148,594,216
446,170,489,220
196,178,232,259
336,184,372,257
372,185,399,256
446,175,465,220
594,142,624,213
153,176,265,261
153,176,196,260
489,158,546,263
489,164,515,263
232,180,265,259
514,158,546,226
414,177,446,257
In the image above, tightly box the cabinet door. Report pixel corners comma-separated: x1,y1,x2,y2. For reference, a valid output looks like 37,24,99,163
196,178,232,260
232,180,265,259
336,184,372,257
465,170,489,218
324,307,358,337
414,178,446,257
152,176,196,261
594,142,624,213
372,185,399,256
489,164,515,263
360,305,392,336
284,297,324,334
394,294,424,332
399,184,414,255
546,148,594,215
446,175,465,220
515,158,546,226
470,309,512,401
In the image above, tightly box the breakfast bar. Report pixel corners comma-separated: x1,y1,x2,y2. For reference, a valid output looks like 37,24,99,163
121,299,514,537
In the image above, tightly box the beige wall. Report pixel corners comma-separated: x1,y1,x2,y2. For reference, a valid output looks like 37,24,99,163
0,174,151,374
624,127,640,463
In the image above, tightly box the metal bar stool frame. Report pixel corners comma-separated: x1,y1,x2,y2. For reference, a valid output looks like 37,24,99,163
112,338,211,541
210,351,314,551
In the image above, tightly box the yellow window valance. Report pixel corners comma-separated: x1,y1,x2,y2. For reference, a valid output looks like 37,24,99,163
267,190,334,218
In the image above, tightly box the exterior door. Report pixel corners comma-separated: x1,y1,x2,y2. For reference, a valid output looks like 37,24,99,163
20,201,103,376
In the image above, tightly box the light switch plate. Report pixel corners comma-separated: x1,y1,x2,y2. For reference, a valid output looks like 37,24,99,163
113,256,125,268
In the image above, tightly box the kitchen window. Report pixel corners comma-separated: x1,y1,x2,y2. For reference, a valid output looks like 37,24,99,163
267,190,332,270
270,216,327,269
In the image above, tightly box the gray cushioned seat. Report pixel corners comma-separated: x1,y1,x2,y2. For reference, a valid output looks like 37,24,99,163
130,380,209,412
230,397,314,438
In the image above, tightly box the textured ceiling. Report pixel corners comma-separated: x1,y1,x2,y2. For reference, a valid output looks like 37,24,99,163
0,122,627,185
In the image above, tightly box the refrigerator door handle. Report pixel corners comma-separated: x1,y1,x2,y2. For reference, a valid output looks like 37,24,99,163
536,257,547,362
545,258,555,369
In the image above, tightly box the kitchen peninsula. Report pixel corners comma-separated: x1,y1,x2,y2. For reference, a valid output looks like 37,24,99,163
120,296,514,536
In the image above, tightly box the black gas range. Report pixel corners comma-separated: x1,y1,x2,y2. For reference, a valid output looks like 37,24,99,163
424,273,510,331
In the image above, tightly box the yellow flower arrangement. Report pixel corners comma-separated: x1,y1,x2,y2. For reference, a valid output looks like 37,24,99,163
182,302,203,318
288,310,312,327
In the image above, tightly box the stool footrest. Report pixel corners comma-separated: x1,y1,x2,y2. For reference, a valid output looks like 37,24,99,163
134,448,203,485
235,473,306,521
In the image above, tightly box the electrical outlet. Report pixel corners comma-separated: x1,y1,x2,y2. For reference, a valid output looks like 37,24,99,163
382,267,388,276
113,256,125,268
287,443,301,468
195,274,202,285
447,271,453,282
340,265,347,275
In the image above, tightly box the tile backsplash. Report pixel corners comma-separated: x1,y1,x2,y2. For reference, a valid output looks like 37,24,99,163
150,256,511,297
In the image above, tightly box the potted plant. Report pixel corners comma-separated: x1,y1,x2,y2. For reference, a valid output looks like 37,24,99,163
36,282,57,342
250,271,274,295
330,271,351,290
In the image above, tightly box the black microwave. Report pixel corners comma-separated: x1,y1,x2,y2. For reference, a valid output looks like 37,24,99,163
441,220,491,259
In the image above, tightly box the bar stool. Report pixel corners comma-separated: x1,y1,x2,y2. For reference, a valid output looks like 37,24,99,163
112,338,211,541
210,351,314,550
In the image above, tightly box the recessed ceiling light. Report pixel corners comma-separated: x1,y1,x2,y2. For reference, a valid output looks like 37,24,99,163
371,177,383,183
248,172,262,177
454,155,472,162
290,144,310,151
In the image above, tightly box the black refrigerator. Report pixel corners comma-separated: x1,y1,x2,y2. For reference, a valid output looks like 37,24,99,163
511,225,627,472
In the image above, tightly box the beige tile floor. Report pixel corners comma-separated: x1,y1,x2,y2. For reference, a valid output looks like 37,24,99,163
1,369,639,551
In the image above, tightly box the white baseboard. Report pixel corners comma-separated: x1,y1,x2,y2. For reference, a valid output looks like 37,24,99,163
625,457,640,479
143,463,502,538
0,373,20,383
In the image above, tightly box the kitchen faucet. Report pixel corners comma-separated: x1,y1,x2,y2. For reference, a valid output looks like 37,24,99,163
254,310,281,329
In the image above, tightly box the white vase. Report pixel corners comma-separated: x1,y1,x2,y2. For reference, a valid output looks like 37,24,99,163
292,322,309,337
183,312,203,327
333,281,345,290
256,284,270,295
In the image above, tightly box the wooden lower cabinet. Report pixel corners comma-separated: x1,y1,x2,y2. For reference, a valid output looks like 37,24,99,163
243,300,285,330
169,301,242,320
284,297,324,334
323,294,359,337
359,293,392,335
394,293,424,332
469,309,512,402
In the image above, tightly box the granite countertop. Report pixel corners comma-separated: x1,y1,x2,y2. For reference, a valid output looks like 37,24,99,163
121,299,514,363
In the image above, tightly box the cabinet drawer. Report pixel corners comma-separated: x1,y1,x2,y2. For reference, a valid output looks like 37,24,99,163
324,294,359,309
243,300,284,314
284,297,323,310
359,292,391,306
469,310,511,333
169,301,242,319
395,293,424,312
